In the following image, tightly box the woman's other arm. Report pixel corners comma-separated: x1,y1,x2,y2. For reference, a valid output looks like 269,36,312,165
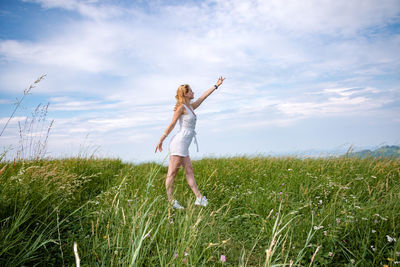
155,105,184,153
191,76,225,110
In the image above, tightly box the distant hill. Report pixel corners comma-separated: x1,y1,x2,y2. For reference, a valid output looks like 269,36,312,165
348,145,400,158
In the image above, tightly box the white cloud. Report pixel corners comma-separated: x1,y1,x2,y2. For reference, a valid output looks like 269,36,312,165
0,116,27,125
23,0,123,20
212,0,400,36
49,97,120,111
276,94,390,117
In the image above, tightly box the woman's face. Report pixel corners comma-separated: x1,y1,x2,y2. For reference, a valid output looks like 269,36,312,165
185,87,194,99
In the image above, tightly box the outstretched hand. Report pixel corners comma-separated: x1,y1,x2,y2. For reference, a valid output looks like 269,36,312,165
216,76,226,87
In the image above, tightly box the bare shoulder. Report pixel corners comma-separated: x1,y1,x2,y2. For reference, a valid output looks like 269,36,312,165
175,104,186,115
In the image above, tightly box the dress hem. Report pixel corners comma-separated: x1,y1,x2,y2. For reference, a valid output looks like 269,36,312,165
170,153,188,157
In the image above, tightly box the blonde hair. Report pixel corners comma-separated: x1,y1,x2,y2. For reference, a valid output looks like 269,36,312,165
174,84,190,113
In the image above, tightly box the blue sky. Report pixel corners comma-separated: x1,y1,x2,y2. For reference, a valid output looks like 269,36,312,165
0,0,399,163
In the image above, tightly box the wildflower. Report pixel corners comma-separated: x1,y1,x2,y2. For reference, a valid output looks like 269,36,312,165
318,200,322,205
374,213,388,221
323,231,327,236
279,191,282,195
313,225,323,230
350,259,355,264
396,251,400,256
182,258,187,264
372,230,376,233
386,235,397,243
220,255,226,263
282,183,285,186
371,175,377,179
288,168,292,171
328,252,333,257
145,233,150,238
174,253,178,259
388,258,394,262
371,245,375,252
184,251,189,256
336,218,341,224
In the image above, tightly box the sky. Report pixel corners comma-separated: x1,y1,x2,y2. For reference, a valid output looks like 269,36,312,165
0,0,399,163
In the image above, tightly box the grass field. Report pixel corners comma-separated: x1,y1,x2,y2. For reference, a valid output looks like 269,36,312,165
0,156,399,266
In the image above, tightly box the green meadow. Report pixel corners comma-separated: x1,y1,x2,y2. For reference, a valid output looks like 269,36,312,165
0,156,399,266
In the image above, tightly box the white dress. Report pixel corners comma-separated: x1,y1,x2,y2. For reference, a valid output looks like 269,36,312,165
169,104,199,157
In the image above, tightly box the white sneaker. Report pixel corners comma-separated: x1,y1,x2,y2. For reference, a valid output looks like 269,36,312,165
195,196,208,207
172,200,184,210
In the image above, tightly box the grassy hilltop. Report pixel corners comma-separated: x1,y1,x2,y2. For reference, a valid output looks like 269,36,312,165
0,156,399,266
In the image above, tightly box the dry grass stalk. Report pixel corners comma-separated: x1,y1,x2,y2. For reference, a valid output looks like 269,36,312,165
73,242,80,267
309,245,321,266
0,74,46,137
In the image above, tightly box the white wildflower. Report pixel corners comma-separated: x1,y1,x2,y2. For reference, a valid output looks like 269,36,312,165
372,230,376,233
373,213,387,221
313,225,324,230
387,235,397,243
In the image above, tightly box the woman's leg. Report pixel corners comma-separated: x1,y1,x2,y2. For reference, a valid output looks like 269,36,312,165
166,155,184,202
182,155,202,199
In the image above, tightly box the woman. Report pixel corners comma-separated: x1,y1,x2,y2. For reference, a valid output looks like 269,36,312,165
155,77,225,209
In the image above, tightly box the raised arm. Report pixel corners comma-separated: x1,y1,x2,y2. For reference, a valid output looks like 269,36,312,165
155,105,185,153
191,76,225,110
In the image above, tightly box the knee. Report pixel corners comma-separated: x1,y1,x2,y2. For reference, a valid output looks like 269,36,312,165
185,166,194,176
167,169,179,179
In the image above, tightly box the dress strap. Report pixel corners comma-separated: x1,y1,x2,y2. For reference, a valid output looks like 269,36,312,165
193,131,199,152
183,104,196,117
